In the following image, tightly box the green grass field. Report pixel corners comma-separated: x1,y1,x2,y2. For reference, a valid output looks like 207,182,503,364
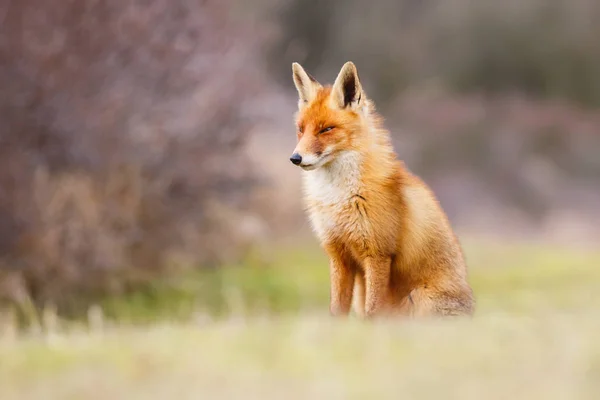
1,239,599,399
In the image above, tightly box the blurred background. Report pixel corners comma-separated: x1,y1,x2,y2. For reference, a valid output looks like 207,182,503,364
2,1,600,398
1,0,600,326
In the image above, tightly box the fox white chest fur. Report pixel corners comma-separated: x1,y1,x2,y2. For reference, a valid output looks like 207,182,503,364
302,151,371,243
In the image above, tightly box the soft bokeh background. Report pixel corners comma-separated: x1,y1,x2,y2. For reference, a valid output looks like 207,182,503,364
1,1,599,398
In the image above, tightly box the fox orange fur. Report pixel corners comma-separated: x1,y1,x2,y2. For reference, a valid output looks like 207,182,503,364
289,61,474,318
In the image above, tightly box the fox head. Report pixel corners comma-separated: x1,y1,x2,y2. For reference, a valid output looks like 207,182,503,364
290,61,368,171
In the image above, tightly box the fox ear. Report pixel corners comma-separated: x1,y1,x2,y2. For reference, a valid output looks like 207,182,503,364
292,62,321,107
331,61,363,110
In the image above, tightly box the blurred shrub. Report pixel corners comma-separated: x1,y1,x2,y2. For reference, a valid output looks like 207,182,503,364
273,0,600,108
431,0,600,106
0,0,271,311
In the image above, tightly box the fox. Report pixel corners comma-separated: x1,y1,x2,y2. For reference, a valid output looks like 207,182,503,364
289,61,474,318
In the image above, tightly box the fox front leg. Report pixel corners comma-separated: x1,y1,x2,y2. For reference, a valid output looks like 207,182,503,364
363,256,392,318
328,255,355,316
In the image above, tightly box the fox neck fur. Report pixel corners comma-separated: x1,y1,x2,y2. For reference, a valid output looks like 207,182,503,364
301,98,399,245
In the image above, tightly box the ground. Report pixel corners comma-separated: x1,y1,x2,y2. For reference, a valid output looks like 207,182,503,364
1,238,599,399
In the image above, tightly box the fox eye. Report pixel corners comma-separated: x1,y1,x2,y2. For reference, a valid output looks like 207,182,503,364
319,126,335,134
298,126,304,133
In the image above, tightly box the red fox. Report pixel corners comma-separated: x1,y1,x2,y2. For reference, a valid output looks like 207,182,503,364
290,61,474,318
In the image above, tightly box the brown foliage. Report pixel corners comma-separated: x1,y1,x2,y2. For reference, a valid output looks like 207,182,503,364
0,0,269,308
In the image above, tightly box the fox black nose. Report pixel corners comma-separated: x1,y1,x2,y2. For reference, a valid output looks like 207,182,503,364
290,153,302,165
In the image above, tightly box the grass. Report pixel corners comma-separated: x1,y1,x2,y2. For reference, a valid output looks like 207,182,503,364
95,238,600,322
1,238,600,399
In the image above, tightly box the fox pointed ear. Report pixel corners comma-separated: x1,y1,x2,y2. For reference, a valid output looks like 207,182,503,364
331,61,363,110
292,62,321,107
